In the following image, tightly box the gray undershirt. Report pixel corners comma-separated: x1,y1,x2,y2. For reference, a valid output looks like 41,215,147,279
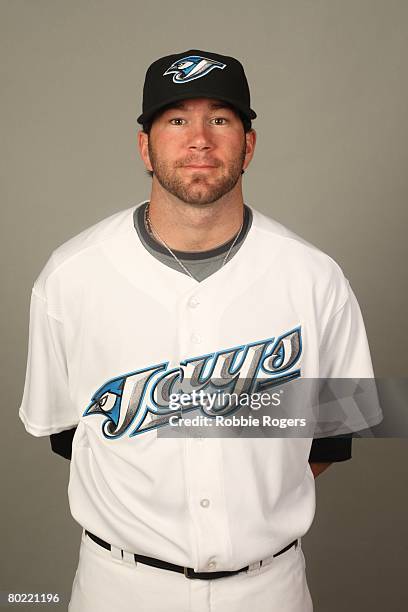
133,202,252,282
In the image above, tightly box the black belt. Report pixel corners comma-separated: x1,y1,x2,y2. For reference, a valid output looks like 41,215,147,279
85,530,298,580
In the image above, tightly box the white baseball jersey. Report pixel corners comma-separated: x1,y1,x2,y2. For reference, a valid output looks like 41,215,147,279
19,202,379,573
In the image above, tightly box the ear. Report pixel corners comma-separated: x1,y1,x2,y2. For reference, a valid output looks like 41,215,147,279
138,130,153,172
243,129,256,171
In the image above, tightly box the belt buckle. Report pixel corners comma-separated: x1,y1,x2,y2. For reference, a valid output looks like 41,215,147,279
184,566,196,579
247,560,262,572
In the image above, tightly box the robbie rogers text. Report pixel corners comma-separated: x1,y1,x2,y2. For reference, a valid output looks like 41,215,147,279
169,415,307,428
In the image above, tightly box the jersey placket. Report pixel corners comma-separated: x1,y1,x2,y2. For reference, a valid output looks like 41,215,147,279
176,286,233,573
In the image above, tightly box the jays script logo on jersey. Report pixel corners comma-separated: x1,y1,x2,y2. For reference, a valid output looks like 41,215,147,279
163,55,226,84
83,327,302,440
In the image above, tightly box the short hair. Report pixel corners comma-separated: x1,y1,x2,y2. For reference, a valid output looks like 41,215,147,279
142,102,252,178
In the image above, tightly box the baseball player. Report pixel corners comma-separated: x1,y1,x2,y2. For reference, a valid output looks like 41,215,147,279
19,49,377,612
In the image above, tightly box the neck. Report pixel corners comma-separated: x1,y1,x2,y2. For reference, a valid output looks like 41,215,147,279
146,183,245,252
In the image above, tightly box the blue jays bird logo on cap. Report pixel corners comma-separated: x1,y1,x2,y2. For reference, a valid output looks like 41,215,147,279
163,55,226,84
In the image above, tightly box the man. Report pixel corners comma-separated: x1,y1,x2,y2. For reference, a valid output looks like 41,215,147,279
19,49,375,611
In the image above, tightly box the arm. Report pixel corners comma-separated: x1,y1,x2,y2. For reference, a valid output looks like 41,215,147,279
308,434,353,478
50,426,77,459
309,462,332,478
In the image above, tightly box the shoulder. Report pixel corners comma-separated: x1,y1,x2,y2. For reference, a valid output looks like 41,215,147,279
249,205,351,307
251,206,333,256
33,203,142,296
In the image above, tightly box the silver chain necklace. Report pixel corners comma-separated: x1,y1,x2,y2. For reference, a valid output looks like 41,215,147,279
144,202,244,281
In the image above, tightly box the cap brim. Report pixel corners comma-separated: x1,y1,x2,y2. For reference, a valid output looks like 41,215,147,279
137,93,257,125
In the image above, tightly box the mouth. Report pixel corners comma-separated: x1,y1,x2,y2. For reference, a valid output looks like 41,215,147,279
182,165,217,169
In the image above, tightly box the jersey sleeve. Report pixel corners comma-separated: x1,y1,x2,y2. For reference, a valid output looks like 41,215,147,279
19,289,79,436
317,279,382,435
319,279,374,378
308,435,352,462
50,427,77,460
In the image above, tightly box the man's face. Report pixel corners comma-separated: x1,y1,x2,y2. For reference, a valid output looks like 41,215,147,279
139,98,256,205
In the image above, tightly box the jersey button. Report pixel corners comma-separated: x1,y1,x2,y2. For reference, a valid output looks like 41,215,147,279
188,296,200,308
200,498,210,508
207,560,217,570
191,333,202,344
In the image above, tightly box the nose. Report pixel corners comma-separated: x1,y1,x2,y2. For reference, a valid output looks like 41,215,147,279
187,120,213,151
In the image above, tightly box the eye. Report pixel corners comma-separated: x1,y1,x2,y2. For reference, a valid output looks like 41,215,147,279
210,117,228,125
169,118,186,125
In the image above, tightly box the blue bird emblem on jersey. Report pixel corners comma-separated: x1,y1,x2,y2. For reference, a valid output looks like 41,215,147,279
83,376,126,437
163,55,226,84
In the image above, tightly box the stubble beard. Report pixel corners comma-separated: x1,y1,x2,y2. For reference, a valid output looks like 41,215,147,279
147,137,247,206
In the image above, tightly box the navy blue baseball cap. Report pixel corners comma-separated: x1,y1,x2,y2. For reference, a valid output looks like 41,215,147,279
137,49,257,126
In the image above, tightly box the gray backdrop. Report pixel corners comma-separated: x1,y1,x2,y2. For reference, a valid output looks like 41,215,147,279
1,0,407,610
